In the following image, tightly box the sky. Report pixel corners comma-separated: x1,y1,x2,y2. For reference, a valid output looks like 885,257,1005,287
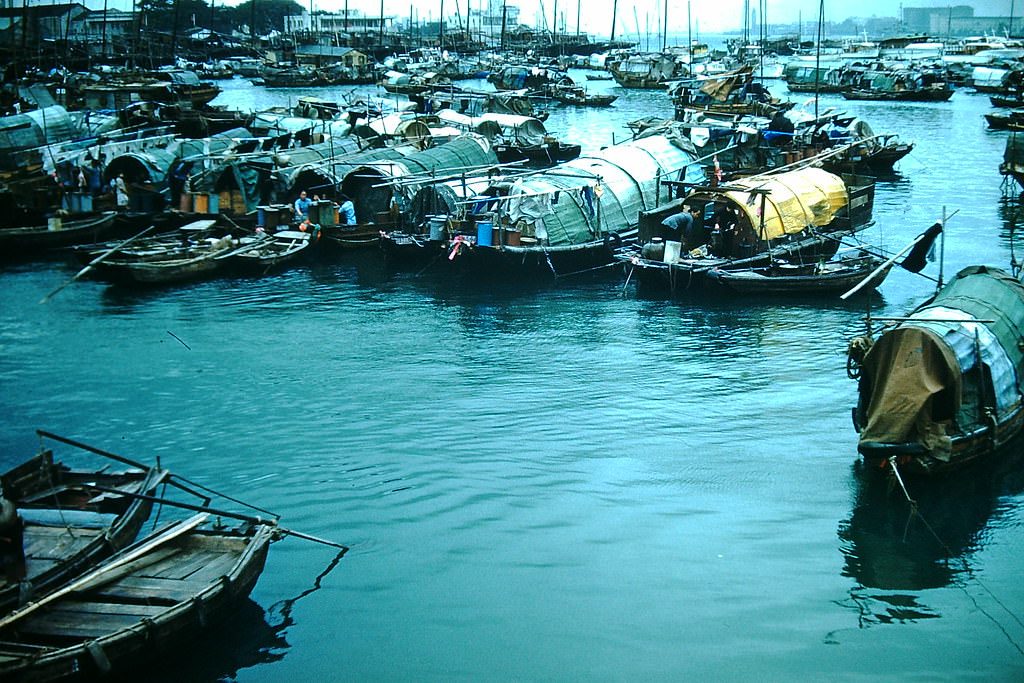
91,0,1014,38
284,0,1013,37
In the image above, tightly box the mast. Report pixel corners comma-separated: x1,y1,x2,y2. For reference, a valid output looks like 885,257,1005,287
814,0,823,119
378,0,384,49
610,0,618,41
662,0,668,50
500,1,506,50
576,0,580,38
552,0,558,47
101,0,108,61
439,0,444,48
633,6,640,49
687,1,692,64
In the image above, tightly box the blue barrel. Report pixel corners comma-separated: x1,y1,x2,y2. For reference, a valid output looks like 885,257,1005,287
476,220,493,246
257,206,268,227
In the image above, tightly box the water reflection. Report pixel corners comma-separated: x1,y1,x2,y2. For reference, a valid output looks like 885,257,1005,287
837,443,1024,626
146,599,288,682
146,547,347,682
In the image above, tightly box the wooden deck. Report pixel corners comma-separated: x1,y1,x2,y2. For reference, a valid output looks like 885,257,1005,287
7,532,257,643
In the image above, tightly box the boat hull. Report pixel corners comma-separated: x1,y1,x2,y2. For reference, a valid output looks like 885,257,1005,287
0,524,274,682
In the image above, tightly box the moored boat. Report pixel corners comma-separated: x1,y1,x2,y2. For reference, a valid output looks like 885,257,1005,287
0,432,168,612
619,168,876,295
848,265,1024,474
226,229,318,272
706,253,890,296
0,212,121,255
0,517,276,682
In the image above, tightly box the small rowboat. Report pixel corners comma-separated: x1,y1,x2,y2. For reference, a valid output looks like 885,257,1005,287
227,229,316,272
707,254,890,296
0,212,121,255
0,436,168,613
0,517,275,681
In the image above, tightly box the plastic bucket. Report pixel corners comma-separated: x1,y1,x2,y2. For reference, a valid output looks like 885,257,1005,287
428,215,446,240
192,193,208,213
505,229,521,246
180,193,194,213
476,220,493,246
663,240,682,263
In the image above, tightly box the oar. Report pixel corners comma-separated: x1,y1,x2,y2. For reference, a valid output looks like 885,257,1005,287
34,431,347,550
83,483,347,550
39,223,160,304
0,514,207,630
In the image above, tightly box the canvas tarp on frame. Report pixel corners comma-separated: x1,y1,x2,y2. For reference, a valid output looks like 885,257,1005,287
722,167,849,241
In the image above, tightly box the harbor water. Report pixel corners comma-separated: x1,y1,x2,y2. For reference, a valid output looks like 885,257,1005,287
2,74,1024,681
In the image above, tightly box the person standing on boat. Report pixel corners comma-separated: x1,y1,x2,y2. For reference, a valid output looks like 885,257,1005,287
338,194,357,225
660,205,704,249
294,190,312,221
86,158,103,197
709,202,740,257
114,173,129,211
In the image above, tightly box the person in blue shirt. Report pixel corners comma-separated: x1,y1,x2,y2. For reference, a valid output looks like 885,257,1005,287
660,205,704,248
338,194,357,225
294,190,312,221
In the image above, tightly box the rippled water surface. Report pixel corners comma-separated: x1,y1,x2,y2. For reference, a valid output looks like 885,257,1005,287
2,74,1024,681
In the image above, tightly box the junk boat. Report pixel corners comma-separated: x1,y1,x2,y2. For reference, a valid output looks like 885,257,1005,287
848,265,1024,474
618,167,876,295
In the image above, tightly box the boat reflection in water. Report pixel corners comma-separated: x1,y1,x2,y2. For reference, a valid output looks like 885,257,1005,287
147,546,347,682
836,441,1024,626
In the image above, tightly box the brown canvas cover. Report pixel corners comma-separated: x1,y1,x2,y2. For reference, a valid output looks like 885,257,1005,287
859,326,961,457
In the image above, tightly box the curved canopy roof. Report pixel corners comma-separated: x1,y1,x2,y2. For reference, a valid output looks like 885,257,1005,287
721,167,849,241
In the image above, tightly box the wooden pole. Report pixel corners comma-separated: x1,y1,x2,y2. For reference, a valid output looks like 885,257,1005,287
39,222,159,304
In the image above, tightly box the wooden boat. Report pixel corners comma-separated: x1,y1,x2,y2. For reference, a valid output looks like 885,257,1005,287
492,140,582,168
849,265,1024,475
984,109,1024,131
999,133,1024,190
620,169,876,295
227,230,316,272
92,221,246,284
0,212,121,255
706,253,890,295
991,94,1024,108
550,85,618,107
841,86,954,102
0,517,275,681
0,433,168,613
381,228,630,279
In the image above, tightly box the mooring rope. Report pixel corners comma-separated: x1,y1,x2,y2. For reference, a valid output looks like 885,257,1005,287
887,458,1024,657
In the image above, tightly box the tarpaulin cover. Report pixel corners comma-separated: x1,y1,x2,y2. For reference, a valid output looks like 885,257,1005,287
0,105,74,157
698,65,754,101
858,265,1024,455
476,114,547,145
503,134,700,245
722,167,848,241
859,326,961,455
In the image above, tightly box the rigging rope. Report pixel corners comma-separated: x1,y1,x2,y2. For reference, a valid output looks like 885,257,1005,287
886,458,1024,658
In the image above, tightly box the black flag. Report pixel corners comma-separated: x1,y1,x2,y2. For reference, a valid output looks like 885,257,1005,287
900,222,943,273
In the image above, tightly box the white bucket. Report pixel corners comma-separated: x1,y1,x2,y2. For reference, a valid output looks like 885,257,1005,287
428,215,446,241
663,240,682,264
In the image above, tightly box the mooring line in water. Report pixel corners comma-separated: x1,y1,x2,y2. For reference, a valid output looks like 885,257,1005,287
888,458,1024,658
621,263,635,296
